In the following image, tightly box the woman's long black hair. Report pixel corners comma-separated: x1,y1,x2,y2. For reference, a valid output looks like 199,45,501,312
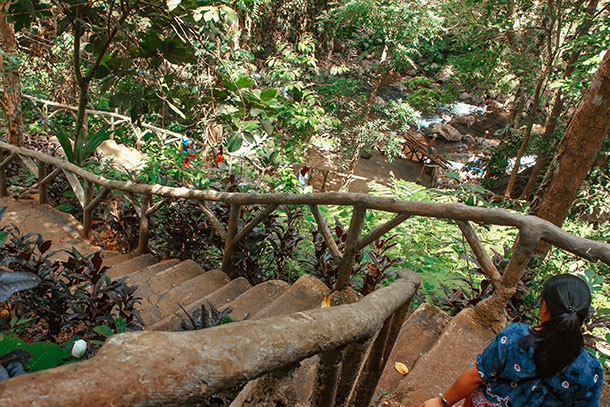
530,274,591,377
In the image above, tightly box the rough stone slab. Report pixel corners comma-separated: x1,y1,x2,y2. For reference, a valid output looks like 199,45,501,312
375,303,451,400
149,277,252,331
124,259,181,298
106,253,158,280
151,270,231,320
0,198,100,255
253,274,330,320
379,308,496,407
230,274,330,407
147,260,206,296
601,384,610,407
1,199,82,237
227,280,290,321
103,252,139,267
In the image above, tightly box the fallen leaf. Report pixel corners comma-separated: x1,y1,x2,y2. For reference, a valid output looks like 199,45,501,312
395,362,409,375
321,296,331,308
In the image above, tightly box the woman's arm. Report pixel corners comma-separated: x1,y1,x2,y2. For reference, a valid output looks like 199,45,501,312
419,362,483,407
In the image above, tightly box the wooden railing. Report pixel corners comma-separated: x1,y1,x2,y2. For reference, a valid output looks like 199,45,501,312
0,271,420,406
1,142,610,406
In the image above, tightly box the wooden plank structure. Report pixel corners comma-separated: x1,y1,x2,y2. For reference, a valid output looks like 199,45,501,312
0,142,609,407
401,131,450,168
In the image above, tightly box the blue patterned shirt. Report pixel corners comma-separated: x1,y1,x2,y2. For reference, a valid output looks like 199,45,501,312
474,323,603,406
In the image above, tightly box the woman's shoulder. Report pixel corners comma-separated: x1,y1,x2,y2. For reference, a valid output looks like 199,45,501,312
496,322,531,340
570,348,604,376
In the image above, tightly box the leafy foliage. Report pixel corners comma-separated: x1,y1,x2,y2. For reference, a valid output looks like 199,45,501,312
0,225,142,341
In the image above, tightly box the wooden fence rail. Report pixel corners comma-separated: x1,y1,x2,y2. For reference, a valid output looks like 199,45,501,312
1,141,610,405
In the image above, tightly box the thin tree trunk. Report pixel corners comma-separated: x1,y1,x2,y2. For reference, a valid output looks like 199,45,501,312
530,45,610,254
504,0,557,197
520,0,599,200
0,6,23,146
504,74,547,197
343,42,388,189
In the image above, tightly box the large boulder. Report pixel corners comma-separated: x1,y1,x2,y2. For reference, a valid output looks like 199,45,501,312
426,123,464,142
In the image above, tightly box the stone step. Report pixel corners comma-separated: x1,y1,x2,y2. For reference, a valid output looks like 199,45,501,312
0,199,101,258
106,253,158,280
147,260,206,295
253,274,329,319
103,252,139,267
124,259,181,298
375,304,451,401
0,199,84,239
226,280,290,321
148,277,253,331
229,274,330,407
378,308,496,407
140,269,230,325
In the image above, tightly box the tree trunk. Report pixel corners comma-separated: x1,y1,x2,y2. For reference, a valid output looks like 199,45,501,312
530,45,610,253
0,7,23,146
504,0,557,197
520,0,600,200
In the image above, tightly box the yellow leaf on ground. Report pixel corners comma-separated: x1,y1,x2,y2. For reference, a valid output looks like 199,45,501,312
395,362,409,375
321,296,331,308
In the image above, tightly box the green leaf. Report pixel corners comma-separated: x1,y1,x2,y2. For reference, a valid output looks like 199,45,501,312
261,88,278,101
52,124,74,164
82,126,112,161
114,317,127,334
250,108,264,117
27,342,66,372
167,0,181,11
262,119,274,135
0,270,41,302
93,324,115,338
240,120,260,131
204,7,219,22
220,6,238,24
55,202,75,213
227,134,242,152
221,79,237,92
236,76,254,89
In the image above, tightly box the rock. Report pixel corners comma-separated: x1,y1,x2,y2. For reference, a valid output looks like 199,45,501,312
462,134,476,144
125,259,181,298
379,308,497,407
226,280,290,321
374,96,387,106
361,150,373,159
375,304,451,401
97,140,145,171
437,65,454,82
253,274,329,319
106,254,158,280
459,92,472,101
600,383,610,406
392,82,409,94
148,277,252,331
426,123,463,142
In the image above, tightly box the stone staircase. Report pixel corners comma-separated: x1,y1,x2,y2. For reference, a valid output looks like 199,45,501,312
2,198,609,406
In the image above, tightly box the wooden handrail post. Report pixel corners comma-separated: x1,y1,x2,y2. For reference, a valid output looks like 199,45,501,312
0,152,15,197
311,347,345,407
82,180,94,239
456,220,502,288
335,206,366,290
38,161,48,204
136,193,152,254
334,338,371,407
309,204,343,265
347,315,394,407
222,203,241,277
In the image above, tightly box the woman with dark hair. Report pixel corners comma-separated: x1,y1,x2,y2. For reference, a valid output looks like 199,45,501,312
420,274,603,407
